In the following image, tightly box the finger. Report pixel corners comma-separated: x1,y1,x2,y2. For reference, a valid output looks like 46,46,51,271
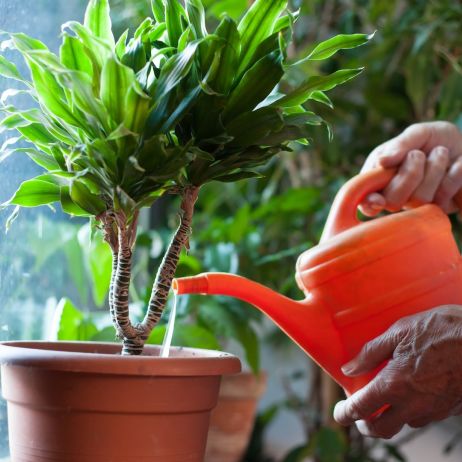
359,193,386,217
334,375,393,425
342,328,404,377
411,146,449,204
377,124,434,168
382,150,426,211
434,156,462,212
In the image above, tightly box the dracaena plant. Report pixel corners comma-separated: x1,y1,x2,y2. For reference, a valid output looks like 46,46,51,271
0,0,370,355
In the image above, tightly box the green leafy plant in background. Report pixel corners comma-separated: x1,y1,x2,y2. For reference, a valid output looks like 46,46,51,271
0,0,368,355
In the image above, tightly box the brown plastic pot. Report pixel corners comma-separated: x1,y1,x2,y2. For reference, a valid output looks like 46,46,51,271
0,341,241,462
205,371,267,462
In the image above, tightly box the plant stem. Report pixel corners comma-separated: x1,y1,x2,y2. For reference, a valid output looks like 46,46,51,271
100,212,121,338
141,186,200,338
112,211,144,355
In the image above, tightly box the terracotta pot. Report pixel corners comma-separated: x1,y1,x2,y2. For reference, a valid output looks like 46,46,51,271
205,371,267,462
0,341,241,462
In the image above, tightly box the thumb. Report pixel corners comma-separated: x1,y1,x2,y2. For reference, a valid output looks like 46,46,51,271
341,329,402,376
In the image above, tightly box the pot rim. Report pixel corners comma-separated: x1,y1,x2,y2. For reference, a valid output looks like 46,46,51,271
0,341,241,376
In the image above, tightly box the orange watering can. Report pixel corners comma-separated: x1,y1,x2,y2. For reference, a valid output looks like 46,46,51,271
172,168,462,398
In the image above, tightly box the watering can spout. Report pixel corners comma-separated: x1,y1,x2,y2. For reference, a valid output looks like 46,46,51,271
172,273,302,322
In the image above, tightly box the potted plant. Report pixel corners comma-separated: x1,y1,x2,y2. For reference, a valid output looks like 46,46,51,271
0,0,369,460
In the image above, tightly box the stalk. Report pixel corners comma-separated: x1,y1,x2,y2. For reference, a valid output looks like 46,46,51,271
111,210,143,355
100,212,121,338
140,186,200,337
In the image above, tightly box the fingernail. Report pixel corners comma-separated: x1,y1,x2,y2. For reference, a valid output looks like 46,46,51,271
410,150,424,161
435,146,449,158
379,150,398,160
341,361,357,375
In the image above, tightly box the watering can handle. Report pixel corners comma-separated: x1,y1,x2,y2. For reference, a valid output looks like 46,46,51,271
321,167,462,242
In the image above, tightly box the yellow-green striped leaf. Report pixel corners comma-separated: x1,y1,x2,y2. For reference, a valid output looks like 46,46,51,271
213,16,240,94
0,56,23,81
271,68,364,107
301,33,374,62
60,186,92,216
237,0,287,75
123,82,150,133
223,51,284,124
6,177,60,207
151,0,165,23
165,0,185,47
60,35,93,76
185,0,207,39
27,59,82,127
84,0,115,46
100,55,136,126
70,180,106,216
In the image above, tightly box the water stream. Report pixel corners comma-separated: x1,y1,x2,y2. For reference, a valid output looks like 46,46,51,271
160,293,178,358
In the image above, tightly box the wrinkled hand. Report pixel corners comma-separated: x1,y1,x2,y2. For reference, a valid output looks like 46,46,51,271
334,306,462,439
360,122,462,216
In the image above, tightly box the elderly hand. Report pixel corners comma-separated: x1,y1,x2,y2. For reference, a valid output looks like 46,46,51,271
334,306,462,439
360,121,462,216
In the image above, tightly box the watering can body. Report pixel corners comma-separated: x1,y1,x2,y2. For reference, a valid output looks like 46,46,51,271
173,168,462,396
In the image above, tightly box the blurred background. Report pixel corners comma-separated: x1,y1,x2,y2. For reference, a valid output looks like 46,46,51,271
0,0,462,461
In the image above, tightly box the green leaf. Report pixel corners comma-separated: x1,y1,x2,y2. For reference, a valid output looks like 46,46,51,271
213,16,240,94
9,32,47,52
199,303,260,372
60,186,92,217
300,32,374,62
236,323,260,375
91,326,117,342
70,180,106,215
84,0,115,46
214,170,263,183
150,40,202,101
151,0,165,23
159,85,202,132
56,70,107,129
24,149,61,170
308,90,333,108
61,21,111,71
5,177,60,207
27,59,82,127
307,427,347,462
0,55,24,81
100,55,137,126
226,107,284,146
53,298,98,341
78,223,112,307
237,0,287,75
53,298,84,340
223,51,284,124
60,35,93,76
17,123,56,147
271,68,364,107
115,29,129,59
165,0,186,47
121,37,147,73
186,0,207,39
204,0,247,21
147,324,221,350
124,82,150,134
0,112,32,133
